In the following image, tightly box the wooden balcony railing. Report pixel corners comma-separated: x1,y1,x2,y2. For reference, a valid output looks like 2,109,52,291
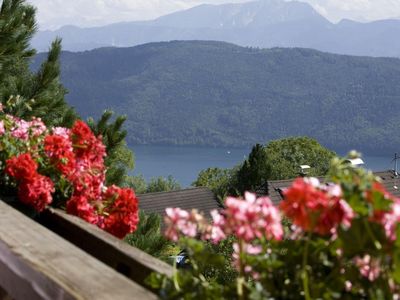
0,200,173,299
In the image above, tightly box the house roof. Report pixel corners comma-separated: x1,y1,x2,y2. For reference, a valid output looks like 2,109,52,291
256,170,400,204
373,170,400,198
137,170,400,221
138,187,219,219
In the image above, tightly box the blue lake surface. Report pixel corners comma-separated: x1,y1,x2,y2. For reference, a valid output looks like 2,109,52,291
130,145,397,187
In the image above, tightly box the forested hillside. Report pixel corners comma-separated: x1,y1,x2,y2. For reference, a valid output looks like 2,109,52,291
32,41,400,153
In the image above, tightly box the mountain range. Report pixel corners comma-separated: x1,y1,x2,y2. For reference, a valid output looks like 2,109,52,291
32,0,400,57
31,40,400,153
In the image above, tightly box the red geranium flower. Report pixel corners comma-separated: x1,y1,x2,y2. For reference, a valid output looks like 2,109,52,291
66,194,99,225
70,121,106,163
5,153,38,181
44,134,76,175
18,174,54,212
102,185,139,238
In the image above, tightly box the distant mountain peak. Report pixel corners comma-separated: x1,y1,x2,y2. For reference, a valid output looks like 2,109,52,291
153,0,329,29
31,0,400,57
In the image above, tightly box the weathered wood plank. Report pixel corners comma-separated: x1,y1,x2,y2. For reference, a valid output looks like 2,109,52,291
0,200,157,300
40,208,173,288
0,286,12,300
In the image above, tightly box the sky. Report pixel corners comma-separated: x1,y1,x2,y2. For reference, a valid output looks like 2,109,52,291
25,0,400,30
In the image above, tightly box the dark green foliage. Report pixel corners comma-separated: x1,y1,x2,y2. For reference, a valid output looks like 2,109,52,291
146,175,181,193
87,110,134,186
205,237,237,285
0,0,36,63
195,137,334,199
123,175,147,194
33,40,400,153
193,167,238,203
264,136,336,180
236,144,270,194
124,174,181,194
124,210,171,259
0,0,77,127
26,39,76,127
147,238,237,299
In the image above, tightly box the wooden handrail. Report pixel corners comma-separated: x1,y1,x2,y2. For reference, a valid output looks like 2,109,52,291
0,200,157,300
39,207,173,289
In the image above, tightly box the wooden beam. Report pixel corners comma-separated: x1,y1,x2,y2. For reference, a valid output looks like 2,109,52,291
39,207,173,289
0,286,12,300
0,200,157,300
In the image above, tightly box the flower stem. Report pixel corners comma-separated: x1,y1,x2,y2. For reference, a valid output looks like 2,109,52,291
363,218,382,250
301,234,311,300
237,240,246,300
172,259,180,291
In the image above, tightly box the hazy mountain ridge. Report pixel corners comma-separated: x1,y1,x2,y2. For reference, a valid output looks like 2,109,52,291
31,0,400,57
32,40,400,153
151,0,327,29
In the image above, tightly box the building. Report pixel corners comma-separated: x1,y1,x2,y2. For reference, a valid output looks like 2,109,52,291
138,187,220,221
256,170,400,204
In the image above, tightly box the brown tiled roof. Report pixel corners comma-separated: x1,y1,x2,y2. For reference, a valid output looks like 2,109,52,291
374,170,400,198
255,170,400,204
138,187,219,219
255,177,325,205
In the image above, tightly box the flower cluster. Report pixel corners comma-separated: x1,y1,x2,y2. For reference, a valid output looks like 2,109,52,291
156,159,400,299
8,116,46,140
218,192,283,242
1,109,138,238
6,153,54,212
164,192,283,246
45,121,108,225
354,254,381,282
381,199,400,241
280,177,354,235
164,208,209,242
164,192,283,276
366,182,400,241
101,185,139,238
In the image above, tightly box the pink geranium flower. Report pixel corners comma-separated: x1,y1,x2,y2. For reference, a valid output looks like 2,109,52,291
381,199,400,241
0,120,5,135
354,254,381,281
164,192,283,244
10,117,30,140
216,192,283,242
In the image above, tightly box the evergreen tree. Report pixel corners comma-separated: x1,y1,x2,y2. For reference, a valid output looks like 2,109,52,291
87,110,134,186
0,0,36,66
235,143,270,194
0,0,77,127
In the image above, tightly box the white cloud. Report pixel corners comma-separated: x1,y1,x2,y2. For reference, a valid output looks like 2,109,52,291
26,0,400,30
28,0,193,29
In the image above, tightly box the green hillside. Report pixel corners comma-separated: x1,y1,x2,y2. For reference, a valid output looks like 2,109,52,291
33,41,400,153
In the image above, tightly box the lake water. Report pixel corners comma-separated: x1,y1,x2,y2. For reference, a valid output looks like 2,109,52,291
130,145,397,187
